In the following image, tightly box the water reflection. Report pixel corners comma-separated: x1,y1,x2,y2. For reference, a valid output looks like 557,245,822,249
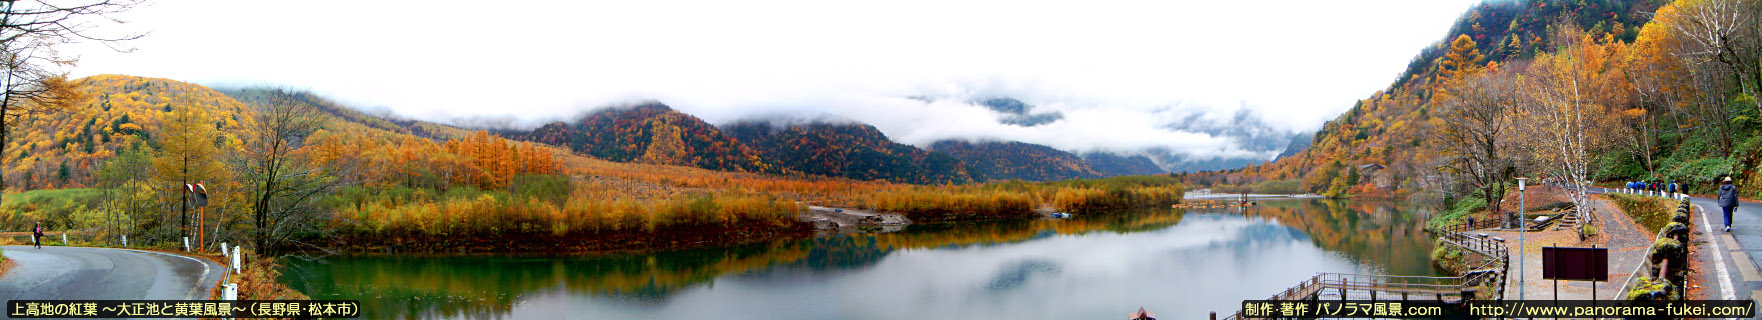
281,199,1436,319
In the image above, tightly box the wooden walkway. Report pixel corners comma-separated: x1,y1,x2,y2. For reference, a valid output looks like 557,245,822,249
1221,220,1511,319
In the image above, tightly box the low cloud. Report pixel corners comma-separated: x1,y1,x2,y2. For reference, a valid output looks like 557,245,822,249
65,0,1477,162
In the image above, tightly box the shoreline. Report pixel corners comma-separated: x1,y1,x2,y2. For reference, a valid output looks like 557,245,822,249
314,200,1183,256
1182,192,1328,200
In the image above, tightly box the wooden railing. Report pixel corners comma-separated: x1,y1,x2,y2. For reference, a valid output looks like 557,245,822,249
1219,273,1474,320
1221,218,1512,319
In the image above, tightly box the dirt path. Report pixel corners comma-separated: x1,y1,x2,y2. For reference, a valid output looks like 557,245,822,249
1483,196,1651,300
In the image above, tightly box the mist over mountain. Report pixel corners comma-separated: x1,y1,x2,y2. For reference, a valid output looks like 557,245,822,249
721,120,972,184
526,103,775,173
929,139,1102,182
1080,152,1165,177
1137,108,1302,173
1274,131,1315,161
976,98,1064,127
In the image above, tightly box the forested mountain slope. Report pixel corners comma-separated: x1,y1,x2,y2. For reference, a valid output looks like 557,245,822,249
722,120,973,184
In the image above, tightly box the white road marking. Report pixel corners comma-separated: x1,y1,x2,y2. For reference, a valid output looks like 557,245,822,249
126,249,214,300
1698,203,1737,300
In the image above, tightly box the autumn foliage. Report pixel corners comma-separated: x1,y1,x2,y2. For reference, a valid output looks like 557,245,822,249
1184,0,1762,203
7,74,1191,253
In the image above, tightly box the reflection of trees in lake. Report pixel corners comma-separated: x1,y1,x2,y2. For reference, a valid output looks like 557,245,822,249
280,241,815,319
862,206,1188,250
278,208,1195,318
1236,199,1439,275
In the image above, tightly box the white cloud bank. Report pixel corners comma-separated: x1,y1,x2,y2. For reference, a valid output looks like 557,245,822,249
63,0,1477,159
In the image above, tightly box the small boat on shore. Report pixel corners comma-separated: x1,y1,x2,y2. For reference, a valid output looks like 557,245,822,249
1051,212,1072,219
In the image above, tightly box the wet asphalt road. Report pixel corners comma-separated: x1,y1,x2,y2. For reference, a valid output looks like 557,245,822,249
0,246,225,301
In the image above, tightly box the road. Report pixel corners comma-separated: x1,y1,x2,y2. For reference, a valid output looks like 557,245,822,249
1682,189,1762,305
1590,186,1762,307
0,246,225,301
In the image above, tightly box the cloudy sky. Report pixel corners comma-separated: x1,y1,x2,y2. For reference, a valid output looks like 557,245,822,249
65,0,1477,159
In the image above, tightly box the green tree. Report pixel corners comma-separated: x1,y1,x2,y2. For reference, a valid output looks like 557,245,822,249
96,144,153,240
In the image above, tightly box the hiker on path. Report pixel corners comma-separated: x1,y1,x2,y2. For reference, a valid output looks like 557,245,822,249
1721,177,1740,232
32,222,44,249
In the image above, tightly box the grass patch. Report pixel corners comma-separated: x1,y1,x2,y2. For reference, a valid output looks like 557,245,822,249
1,188,106,231
1426,197,1487,232
1609,194,1673,232
237,251,309,300
1430,244,1467,274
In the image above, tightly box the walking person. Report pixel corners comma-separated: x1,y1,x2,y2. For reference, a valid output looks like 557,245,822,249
1721,177,1740,232
32,222,44,249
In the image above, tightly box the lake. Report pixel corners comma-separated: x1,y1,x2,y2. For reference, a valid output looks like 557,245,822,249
278,198,1440,319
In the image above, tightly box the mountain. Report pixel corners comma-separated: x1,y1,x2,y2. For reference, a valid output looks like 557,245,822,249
1151,108,1296,173
528,103,773,173
722,120,972,184
1185,0,1669,194
929,140,1101,181
220,88,476,141
976,98,1063,127
1273,131,1315,161
970,96,1298,173
3,75,258,189
1081,152,1166,177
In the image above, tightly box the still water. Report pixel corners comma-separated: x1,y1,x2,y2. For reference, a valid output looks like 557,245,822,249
279,198,1439,319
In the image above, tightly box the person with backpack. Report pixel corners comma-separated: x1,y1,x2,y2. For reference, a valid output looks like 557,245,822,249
1720,177,1741,232
32,222,44,249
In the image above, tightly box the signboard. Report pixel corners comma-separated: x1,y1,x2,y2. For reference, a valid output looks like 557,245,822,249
1542,247,1608,281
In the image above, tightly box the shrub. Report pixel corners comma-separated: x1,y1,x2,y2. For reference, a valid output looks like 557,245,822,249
1627,277,1678,301
1662,157,1740,193
510,174,572,205
1426,197,1486,232
1610,194,1671,231
0,188,107,230
865,187,1036,222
